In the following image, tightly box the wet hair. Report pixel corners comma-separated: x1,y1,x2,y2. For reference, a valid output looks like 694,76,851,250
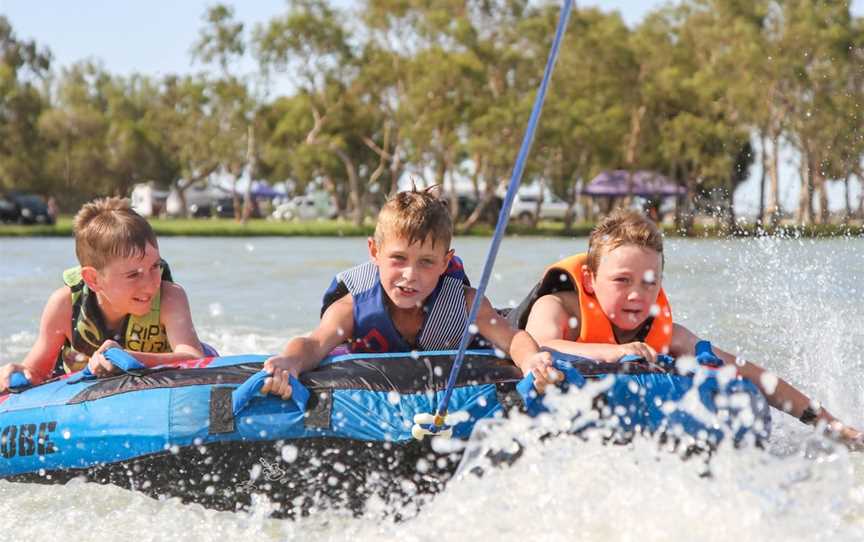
586,208,663,273
73,197,158,270
374,186,452,250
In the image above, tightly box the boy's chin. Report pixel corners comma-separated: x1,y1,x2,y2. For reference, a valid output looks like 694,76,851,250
614,317,647,330
127,304,152,317
387,292,427,310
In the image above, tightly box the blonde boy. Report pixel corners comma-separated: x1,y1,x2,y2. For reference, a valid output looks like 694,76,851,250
0,197,205,391
263,188,558,398
517,208,862,445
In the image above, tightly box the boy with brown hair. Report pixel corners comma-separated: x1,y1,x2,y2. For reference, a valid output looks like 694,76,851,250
262,187,559,399
0,197,206,391
514,208,862,446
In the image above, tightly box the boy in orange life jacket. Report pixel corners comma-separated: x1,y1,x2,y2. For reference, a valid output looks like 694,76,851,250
516,208,862,446
0,197,206,392
262,188,560,399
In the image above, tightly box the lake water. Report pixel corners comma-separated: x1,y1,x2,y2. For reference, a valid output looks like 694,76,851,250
1,235,863,541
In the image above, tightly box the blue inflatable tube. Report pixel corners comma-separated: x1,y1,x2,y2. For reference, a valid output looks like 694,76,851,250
0,347,769,515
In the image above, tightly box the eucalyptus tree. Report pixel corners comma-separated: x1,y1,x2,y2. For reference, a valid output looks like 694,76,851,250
457,0,543,229
38,63,111,200
192,3,260,221
777,0,857,224
633,5,753,232
0,16,51,195
39,63,171,203
364,0,495,221
530,6,636,227
150,75,221,216
254,0,381,225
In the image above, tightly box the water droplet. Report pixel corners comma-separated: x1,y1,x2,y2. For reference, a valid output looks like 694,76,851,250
281,444,298,463
760,372,778,395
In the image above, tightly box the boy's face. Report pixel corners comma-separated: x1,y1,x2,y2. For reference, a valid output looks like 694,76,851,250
368,233,454,311
582,244,662,331
82,243,163,317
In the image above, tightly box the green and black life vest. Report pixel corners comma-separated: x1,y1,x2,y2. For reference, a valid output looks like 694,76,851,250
55,261,173,375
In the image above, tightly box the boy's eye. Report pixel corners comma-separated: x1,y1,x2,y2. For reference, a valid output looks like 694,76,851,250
420,259,434,266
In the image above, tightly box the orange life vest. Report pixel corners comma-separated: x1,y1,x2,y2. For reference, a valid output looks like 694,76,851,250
545,253,673,354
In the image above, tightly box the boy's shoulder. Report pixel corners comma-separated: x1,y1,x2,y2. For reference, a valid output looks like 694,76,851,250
541,290,580,314
158,280,189,309
42,285,74,330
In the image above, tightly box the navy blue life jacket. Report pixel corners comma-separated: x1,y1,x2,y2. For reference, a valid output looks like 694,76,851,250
321,257,474,353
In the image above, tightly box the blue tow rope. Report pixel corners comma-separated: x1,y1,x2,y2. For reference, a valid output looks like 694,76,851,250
414,0,574,438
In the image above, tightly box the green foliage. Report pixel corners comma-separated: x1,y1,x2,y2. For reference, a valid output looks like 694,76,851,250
2,2,864,228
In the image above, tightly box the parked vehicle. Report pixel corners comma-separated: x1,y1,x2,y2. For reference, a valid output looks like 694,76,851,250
509,190,569,223
130,182,169,217
0,194,19,223
271,192,336,221
214,197,262,219
165,184,227,218
0,193,55,225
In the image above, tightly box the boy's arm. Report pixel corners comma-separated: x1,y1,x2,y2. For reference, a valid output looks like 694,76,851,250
525,293,657,363
670,323,863,445
0,287,72,390
262,295,355,400
468,289,558,391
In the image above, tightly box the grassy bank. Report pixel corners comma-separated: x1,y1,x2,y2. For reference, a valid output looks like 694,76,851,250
1,217,862,238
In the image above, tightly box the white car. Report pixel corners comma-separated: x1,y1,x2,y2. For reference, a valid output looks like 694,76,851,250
165,184,226,218
271,193,337,221
509,190,570,222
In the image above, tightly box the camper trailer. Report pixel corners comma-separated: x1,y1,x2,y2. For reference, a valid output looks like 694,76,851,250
130,182,169,218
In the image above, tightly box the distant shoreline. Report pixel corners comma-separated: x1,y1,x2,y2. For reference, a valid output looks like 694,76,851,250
1,217,862,239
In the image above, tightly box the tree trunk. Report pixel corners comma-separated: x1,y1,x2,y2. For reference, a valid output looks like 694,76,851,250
444,152,458,221
843,173,851,224
388,142,403,199
531,176,545,229
176,165,217,218
814,165,829,225
564,173,580,231
232,177,241,221
334,148,363,226
765,132,781,227
725,175,736,232
758,130,767,225
461,168,498,231
241,125,257,225
796,149,812,225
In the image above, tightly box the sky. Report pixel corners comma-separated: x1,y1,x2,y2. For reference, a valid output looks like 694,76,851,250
2,0,862,215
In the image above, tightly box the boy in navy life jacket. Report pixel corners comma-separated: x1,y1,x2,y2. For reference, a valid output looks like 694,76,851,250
0,197,207,392
262,188,561,399
512,208,862,447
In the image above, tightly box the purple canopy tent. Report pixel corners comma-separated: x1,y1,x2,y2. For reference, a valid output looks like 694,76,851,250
250,182,282,199
582,170,685,197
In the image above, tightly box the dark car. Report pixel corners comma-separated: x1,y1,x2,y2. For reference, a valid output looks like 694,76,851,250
9,193,55,225
216,197,261,219
0,194,20,223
